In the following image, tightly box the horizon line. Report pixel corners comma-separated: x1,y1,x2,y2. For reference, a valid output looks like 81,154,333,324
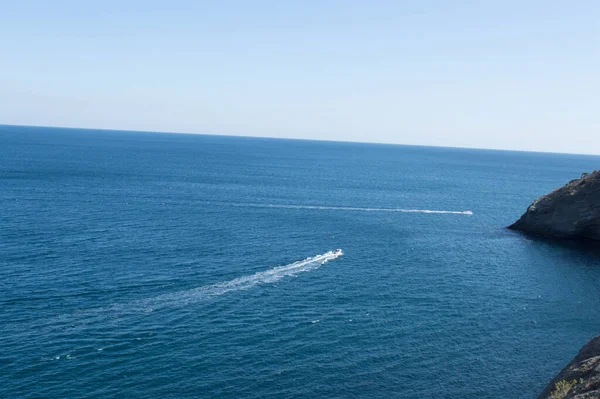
2,122,599,157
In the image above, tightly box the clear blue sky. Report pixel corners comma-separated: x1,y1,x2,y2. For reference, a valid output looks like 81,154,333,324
2,1,599,154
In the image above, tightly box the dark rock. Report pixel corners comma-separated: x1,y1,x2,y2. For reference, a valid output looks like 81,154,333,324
538,335,600,399
509,170,600,241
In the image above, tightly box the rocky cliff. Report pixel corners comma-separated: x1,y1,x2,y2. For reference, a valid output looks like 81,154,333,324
509,170,600,240
538,335,600,399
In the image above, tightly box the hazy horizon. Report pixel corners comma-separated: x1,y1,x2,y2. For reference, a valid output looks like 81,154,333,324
6,123,600,157
2,1,599,155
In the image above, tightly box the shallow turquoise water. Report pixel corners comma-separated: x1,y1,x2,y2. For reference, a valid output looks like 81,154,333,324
1,125,600,398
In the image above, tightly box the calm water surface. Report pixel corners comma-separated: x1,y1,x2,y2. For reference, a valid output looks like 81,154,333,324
1,125,600,398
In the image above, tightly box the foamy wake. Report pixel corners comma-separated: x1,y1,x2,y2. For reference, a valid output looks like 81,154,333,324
223,202,473,215
49,251,343,328
143,250,343,309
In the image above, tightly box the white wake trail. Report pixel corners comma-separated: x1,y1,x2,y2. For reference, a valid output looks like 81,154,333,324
224,202,473,215
46,251,343,330
141,250,343,309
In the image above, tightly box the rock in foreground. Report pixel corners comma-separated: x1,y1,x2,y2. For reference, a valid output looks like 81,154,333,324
538,335,600,399
509,170,600,241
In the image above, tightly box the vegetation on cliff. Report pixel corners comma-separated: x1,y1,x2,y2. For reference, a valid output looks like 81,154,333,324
538,336,600,398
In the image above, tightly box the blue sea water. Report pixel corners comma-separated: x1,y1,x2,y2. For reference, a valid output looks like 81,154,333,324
1,125,600,399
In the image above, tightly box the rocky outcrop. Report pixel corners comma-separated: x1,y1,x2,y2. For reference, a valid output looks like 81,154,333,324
509,170,600,240
538,335,600,399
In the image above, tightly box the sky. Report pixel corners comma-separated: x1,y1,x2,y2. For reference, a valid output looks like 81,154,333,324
1,0,599,154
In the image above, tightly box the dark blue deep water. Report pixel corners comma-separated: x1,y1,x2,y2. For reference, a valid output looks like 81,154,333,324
2,125,600,398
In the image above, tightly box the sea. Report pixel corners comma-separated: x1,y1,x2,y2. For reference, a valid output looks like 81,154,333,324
2,125,600,398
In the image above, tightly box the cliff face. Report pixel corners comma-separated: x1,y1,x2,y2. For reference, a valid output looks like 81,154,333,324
509,170,600,241
538,336,600,399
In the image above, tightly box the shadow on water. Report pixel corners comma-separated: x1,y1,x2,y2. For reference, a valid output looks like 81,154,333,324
508,228,600,261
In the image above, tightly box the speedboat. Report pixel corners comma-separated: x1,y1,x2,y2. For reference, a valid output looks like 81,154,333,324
334,248,343,255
